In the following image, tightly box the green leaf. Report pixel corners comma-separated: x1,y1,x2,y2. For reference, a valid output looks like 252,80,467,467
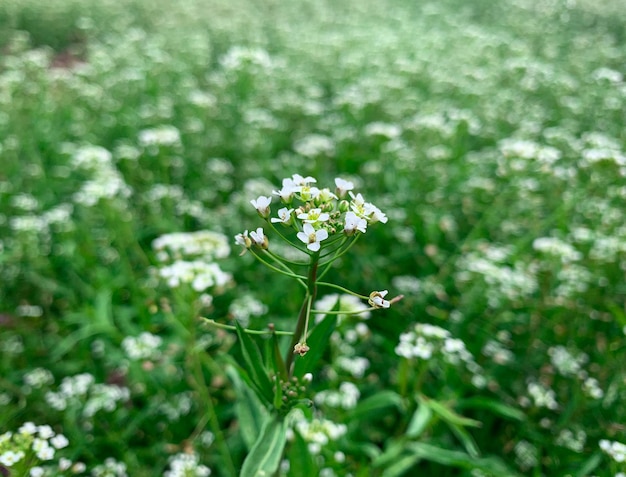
372,439,407,469
225,364,269,451
458,397,525,422
235,321,274,405
348,390,405,422
380,453,422,477
240,414,288,477
404,442,522,476
406,401,433,438
449,421,480,458
421,395,482,428
286,429,318,477
270,333,288,381
273,373,283,410
420,395,481,457
293,310,337,378
572,453,602,477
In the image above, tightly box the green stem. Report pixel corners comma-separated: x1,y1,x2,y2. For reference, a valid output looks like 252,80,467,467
310,307,374,315
186,320,237,477
285,255,319,374
318,234,360,280
316,281,369,299
202,317,293,335
250,249,307,282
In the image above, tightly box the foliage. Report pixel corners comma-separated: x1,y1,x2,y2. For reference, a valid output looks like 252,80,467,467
1,0,625,475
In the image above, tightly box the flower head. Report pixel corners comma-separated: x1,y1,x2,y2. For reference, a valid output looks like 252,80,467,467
368,290,390,308
297,223,328,252
344,211,367,235
273,178,297,203
297,208,330,225
270,207,294,224
335,178,354,198
250,227,269,249
250,196,272,218
294,342,310,356
234,230,252,255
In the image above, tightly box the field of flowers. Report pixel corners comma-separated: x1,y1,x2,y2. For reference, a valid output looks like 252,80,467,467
1,0,625,475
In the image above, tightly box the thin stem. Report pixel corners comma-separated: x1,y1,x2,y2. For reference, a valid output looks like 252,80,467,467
261,249,308,289
202,317,293,335
310,307,375,315
186,318,237,477
318,234,361,280
267,219,309,254
249,249,307,282
285,255,319,374
285,293,311,373
316,281,369,299
265,248,309,267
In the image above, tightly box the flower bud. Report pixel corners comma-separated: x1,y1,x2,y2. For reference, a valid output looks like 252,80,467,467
293,342,310,356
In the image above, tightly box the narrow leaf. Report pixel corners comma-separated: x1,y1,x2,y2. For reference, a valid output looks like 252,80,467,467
421,395,482,428
458,397,525,422
225,364,268,451
240,414,288,477
573,453,602,477
406,402,433,438
287,429,318,477
405,442,522,476
271,333,288,381
348,390,404,422
235,321,274,405
372,439,407,469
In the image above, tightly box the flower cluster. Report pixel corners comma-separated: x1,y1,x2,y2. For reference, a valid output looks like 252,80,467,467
237,174,387,255
599,439,626,463
152,230,232,294
290,413,347,455
395,323,485,387
44,373,130,418
163,452,211,477
0,422,82,476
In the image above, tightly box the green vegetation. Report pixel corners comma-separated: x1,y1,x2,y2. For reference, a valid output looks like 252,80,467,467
1,0,625,475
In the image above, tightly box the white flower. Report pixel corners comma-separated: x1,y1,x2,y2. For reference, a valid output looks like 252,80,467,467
334,178,354,198
368,290,390,308
364,202,388,224
37,425,55,439
30,466,45,477
297,208,329,224
297,223,329,252
250,196,272,217
291,174,317,186
0,450,25,466
18,422,38,436
250,227,268,248
272,178,297,202
344,211,367,235
234,230,251,253
270,207,294,224
33,438,54,460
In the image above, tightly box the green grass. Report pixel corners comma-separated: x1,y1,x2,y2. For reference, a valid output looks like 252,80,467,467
1,0,625,475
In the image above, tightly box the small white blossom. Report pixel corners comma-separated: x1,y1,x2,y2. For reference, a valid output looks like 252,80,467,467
297,208,330,224
344,211,367,235
334,178,354,198
297,223,329,252
250,196,272,217
250,227,268,248
272,178,297,202
51,433,69,449
368,290,390,308
271,207,294,224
